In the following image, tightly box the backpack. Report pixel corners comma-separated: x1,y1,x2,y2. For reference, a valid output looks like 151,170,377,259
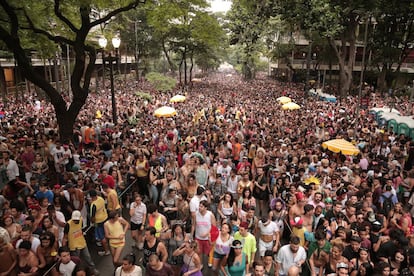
381,194,394,215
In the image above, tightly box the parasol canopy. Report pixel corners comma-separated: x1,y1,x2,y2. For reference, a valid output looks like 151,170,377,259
277,96,292,104
322,139,360,155
154,106,177,118
169,95,186,103
282,102,301,110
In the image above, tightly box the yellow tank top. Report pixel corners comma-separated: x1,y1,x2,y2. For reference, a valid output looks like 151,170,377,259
136,160,148,177
68,219,86,250
148,215,162,237
105,220,125,248
91,196,108,223
107,189,121,211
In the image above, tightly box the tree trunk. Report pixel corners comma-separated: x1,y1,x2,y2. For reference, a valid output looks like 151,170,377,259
184,48,187,86
178,58,183,85
377,64,387,93
162,42,175,75
0,66,6,102
189,54,194,83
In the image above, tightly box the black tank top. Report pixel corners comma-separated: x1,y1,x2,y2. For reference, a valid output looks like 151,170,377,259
324,255,336,275
143,239,159,267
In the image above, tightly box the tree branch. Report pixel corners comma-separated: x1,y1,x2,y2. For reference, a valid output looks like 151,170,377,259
54,0,78,33
22,9,74,46
0,0,19,36
90,1,144,29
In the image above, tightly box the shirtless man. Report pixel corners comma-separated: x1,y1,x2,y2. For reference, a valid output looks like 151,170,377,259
302,204,315,232
309,230,331,276
289,192,306,220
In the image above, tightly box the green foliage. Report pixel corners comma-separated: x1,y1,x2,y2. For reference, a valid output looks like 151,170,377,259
146,0,225,79
146,72,176,92
135,90,152,101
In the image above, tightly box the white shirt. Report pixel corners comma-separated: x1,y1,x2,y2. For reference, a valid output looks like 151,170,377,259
275,244,307,275
59,260,77,276
16,237,41,252
258,220,279,236
130,202,147,224
115,265,142,276
189,195,207,214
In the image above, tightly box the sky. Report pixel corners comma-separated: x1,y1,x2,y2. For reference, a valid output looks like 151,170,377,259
208,0,232,13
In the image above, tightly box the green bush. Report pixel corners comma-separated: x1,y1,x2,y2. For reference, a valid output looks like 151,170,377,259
135,91,153,101
146,72,176,92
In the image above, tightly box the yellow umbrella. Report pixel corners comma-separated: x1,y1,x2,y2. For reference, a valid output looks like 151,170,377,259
170,95,186,103
282,102,301,110
322,139,360,155
277,96,292,104
154,106,177,118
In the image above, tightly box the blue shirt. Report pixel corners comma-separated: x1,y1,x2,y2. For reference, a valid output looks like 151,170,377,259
35,190,54,203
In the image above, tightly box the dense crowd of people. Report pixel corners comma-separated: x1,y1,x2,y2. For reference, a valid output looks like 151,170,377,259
0,72,413,276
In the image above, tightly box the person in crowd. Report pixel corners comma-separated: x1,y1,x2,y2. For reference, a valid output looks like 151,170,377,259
145,253,174,276
225,240,249,276
172,237,203,276
167,223,186,275
142,226,168,269
212,222,233,275
275,235,306,276
233,221,257,265
89,189,110,256
16,240,39,276
104,210,130,267
129,194,147,249
56,246,86,276
114,253,142,276
62,210,99,276
36,231,59,276
0,235,17,276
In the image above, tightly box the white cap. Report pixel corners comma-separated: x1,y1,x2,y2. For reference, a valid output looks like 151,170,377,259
71,210,81,220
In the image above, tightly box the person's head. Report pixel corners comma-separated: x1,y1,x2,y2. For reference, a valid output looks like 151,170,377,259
134,194,142,204
287,265,300,276
263,250,273,266
358,247,369,261
392,249,405,264
199,200,209,214
42,215,53,229
185,240,198,251
171,223,183,237
350,235,361,252
18,240,32,256
289,235,300,253
196,185,205,196
315,229,326,247
238,221,249,236
376,261,391,276
242,187,252,198
39,231,55,248
147,204,158,216
336,262,349,276
71,210,82,224
148,253,161,269
252,260,265,276
20,225,32,241
221,222,231,235
121,253,136,271
144,226,157,241
58,246,72,264
304,204,314,215
3,214,14,226
331,240,345,259
101,183,109,191
358,261,373,276
314,192,323,203
108,210,119,220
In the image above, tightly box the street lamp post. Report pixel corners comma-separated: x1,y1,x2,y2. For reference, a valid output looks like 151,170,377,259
99,34,121,125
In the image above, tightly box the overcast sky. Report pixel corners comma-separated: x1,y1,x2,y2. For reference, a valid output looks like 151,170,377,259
208,0,232,13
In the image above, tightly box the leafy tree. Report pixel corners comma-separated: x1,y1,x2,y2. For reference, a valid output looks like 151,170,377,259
0,0,146,142
370,0,414,92
227,0,267,79
146,72,176,92
146,0,224,85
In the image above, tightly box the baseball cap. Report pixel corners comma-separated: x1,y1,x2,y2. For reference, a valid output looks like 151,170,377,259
290,216,304,227
71,210,81,220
